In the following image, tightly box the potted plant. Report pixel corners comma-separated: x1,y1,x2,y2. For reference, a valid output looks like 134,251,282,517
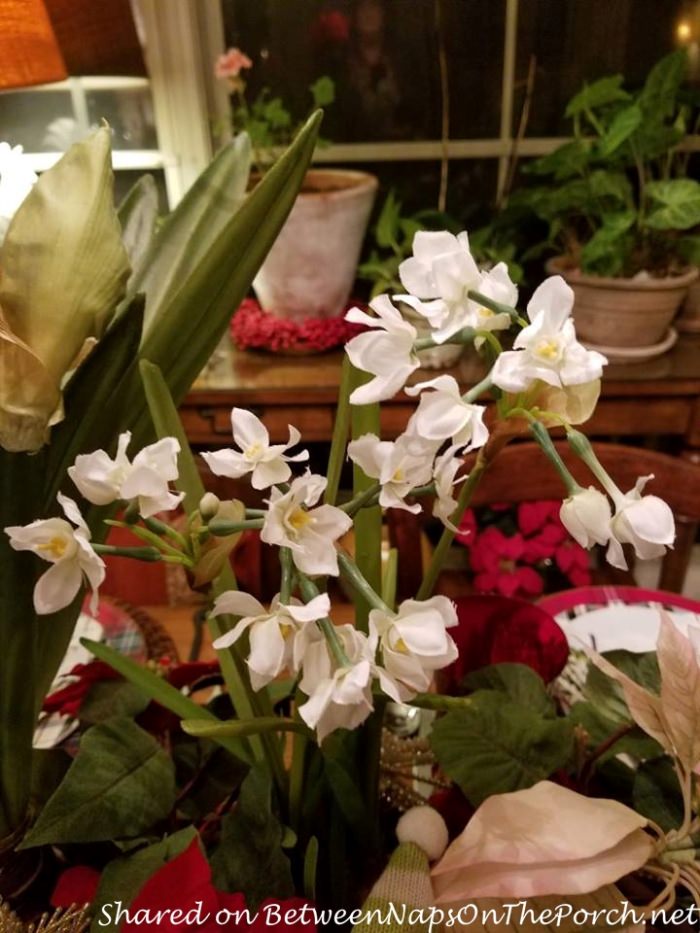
216,47,378,323
509,50,700,358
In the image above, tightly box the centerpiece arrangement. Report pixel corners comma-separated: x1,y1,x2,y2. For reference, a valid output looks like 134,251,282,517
0,113,693,933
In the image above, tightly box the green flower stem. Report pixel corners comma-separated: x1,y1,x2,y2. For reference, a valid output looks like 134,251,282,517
279,547,294,603
467,288,520,322
408,692,475,711
567,429,624,503
325,353,353,506
474,330,503,356
463,372,494,404
382,548,398,611
417,451,488,600
104,519,187,561
92,543,166,562
414,326,475,352
245,508,266,518
297,574,351,667
207,518,264,536
529,420,581,497
143,515,188,549
339,482,381,515
288,707,308,833
350,365,382,633
337,550,391,614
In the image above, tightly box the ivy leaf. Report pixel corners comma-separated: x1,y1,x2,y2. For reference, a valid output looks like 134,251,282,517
646,179,700,231
565,75,629,118
639,49,688,120
580,211,636,276
429,691,574,806
462,663,555,718
91,827,199,932
632,756,684,833
21,718,176,847
211,762,294,909
524,140,591,180
597,105,642,157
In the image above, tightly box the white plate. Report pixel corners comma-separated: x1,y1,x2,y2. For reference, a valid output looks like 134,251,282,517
562,604,700,653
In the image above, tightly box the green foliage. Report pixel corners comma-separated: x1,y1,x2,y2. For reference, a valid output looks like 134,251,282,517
507,50,698,276
461,662,555,717
211,763,295,908
21,718,176,847
632,756,685,832
429,689,574,806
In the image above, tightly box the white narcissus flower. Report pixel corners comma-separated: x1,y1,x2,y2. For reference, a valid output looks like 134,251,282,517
0,142,38,242
4,493,105,614
261,472,352,576
68,432,183,518
606,475,675,570
398,230,482,342
296,623,376,742
348,433,435,513
432,446,465,530
491,276,607,394
345,296,419,404
472,262,517,337
370,596,459,699
201,408,308,490
405,375,488,452
560,487,612,549
211,590,330,690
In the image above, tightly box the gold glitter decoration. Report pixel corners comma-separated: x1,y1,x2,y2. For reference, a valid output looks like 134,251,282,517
379,728,448,812
0,900,90,933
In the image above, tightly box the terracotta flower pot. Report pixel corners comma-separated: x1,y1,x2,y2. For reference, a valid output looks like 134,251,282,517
546,256,698,349
676,272,700,333
253,169,378,322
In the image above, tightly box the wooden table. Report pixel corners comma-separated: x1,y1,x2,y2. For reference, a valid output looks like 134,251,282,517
182,335,700,454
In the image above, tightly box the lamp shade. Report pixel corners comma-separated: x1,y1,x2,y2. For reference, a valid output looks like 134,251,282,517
45,0,146,77
0,0,67,89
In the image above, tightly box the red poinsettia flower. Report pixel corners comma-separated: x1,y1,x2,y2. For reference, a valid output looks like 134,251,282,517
521,520,568,563
470,527,544,598
554,539,592,587
53,838,315,932
517,500,561,536
437,594,569,691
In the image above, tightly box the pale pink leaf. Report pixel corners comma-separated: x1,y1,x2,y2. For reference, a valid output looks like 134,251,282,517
657,612,700,772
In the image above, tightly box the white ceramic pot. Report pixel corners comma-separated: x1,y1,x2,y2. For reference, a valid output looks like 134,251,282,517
546,256,697,349
253,169,378,321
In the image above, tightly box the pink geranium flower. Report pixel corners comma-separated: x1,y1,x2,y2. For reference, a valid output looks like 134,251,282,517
470,527,544,598
215,48,253,80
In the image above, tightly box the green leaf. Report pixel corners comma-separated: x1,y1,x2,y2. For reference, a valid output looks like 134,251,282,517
598,105,642,156
462,663,555,717
646,179,700,230
117,174,159,281
310,76,335,108
565,75,629,118
632,756,684,832
211,763,294,908
524,140,591,180
21,718,175,847
429,691,574,806
678,235,700,265
583,650,660,725
182,716,311,739
126,133,251,333
82,639,252,763
568,701,662,765
580,211,636,276
375,190,402,250
91,827,199,932
639,50,688,119
173,737,248,821
80,680,150,724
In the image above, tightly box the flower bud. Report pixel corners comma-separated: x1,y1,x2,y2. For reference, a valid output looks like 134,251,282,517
199,492,221,521
560,487,611,548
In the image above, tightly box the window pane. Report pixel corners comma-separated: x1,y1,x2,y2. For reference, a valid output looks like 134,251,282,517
86,87,157,150
220,0,504,141
517,0,694,137
0,90,75,152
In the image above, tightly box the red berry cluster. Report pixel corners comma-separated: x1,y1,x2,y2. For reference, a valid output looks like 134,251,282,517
230,298,366,353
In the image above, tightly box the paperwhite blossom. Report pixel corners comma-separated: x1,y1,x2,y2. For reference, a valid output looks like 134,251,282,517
432,446,466,529
296,623,376,742
560,487,612,549
370,596,459,699
473,262,517,341
491,276,607,394
211,589,330,690
398,231,482,342
68,432,183,519
4,494,105,614
348,433,435,513
345,296,419,404
606,476,675,570
405,375,488,452
0,142,37,242
201,408,308,490
261,472,352,576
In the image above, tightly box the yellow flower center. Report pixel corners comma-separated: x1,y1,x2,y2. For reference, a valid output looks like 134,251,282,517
288,507,312,532
394,636,409,653
245,442,263,459
479,306,495,319
391,467,405,483
534,338,560,361
38,536,68,559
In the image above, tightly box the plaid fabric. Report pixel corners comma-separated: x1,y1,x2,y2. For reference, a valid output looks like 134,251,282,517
352,843,434,933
